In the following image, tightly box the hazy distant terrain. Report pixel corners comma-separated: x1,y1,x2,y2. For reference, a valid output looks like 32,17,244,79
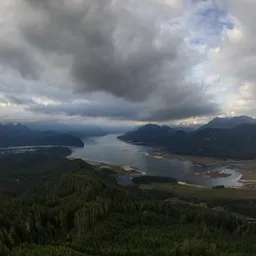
26,121,131,139
0,123,84,148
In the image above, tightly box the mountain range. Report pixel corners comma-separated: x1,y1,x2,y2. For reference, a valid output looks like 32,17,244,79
26,121,131,138
118,116,256,160
0,123,84,148
197,115,256,130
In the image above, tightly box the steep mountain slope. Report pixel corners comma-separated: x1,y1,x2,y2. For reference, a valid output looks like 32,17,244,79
119,123,256,159
118,123,175,145
180,124,256,159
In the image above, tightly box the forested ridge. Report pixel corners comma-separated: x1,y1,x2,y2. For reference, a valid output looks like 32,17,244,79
118,123,256,159
1,150,256,255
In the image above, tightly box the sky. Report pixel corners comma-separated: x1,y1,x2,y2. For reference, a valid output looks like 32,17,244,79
0,0,255,126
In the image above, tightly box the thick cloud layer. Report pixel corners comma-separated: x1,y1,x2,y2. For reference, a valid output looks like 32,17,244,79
28,91,218,122
0,0,221,122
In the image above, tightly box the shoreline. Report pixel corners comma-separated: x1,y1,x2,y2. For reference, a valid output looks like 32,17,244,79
148,152,227,166
70,156,256,190
118,139,256,188
70,157,247,189
86,160,146,175
69,152,255,190
0,145,84,151
118,139,229,165
69,156,256,190
147,152,256,188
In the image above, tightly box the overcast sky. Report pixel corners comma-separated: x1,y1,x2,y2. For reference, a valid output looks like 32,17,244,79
0,0,255,126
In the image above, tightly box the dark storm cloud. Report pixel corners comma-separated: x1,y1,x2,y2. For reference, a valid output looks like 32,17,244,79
29,101,139,120
0,46,38,78
28,86,219,122
0,0,220,122
29,100,219,122
141,102,220,121
20,0,185,101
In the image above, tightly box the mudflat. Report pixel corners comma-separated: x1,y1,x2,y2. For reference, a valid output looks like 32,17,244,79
148,152,226,165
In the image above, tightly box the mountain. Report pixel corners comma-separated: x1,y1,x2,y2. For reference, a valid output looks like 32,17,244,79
118,123,176,145
171,126,198,133
0,123,84,147
26,121,107,139
26,121,131,138
119,123,256,159
180,124,256,159
198,115,256,130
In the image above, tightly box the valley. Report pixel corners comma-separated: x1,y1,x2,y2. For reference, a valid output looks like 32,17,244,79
1,147,256,256
2,118,256,255
70,135,243,187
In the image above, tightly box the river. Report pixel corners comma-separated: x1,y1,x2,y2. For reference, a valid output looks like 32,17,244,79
70,134,242,187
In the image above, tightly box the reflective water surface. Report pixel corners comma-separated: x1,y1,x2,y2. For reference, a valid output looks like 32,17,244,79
71,134,242,187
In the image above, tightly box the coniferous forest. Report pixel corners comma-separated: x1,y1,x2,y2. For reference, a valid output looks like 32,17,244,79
1,149,256,256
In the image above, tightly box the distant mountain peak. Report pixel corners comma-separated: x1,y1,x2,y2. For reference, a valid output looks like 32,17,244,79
141,123,159,128
198,115,256,130
137,123,161,131
118,123,176,145
230,115,254,121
